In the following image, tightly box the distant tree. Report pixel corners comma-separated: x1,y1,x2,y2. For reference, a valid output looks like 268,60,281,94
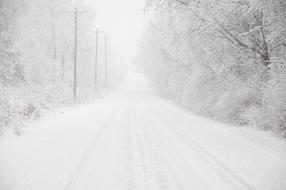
0,0,24,86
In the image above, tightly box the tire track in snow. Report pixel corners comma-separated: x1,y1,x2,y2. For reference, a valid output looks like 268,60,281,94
139,105,210,190
140,123,172,190
81,102,135,190
133,107,151,190
135,105,197,190
64,105,121,190
135,110,171,190
147,104,256,190
128,104,152,190
120,104,136,190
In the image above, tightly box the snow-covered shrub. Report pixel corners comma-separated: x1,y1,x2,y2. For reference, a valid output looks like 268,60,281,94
212,86,261,125
245,64,286,137
0,83,74,135
180,67,222,115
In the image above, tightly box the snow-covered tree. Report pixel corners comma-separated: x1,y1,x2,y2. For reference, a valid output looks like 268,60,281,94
0,0,96,134
138,0,286,136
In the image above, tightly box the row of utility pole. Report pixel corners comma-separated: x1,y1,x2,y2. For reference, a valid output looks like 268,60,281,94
67,6,110,102
94,29,109,94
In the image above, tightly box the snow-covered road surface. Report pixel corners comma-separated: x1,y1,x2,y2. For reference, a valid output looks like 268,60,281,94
1,74,286,190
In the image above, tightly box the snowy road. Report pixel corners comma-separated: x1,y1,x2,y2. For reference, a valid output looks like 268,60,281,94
1,74,286,190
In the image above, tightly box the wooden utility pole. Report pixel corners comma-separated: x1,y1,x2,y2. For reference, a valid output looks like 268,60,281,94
94,29,104,93
104,36,108,89
65,6,87,102
73,6,78,102
61,50,64,81
94,28,98,92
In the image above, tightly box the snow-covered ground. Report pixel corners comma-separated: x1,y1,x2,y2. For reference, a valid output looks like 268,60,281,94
1,73,286,190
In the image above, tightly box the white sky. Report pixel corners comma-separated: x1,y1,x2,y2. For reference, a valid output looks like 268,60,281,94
85,0,149,62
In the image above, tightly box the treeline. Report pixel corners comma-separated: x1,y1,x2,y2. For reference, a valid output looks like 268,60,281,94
0,0,122,135
0,0,76,134
137,0,286,136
